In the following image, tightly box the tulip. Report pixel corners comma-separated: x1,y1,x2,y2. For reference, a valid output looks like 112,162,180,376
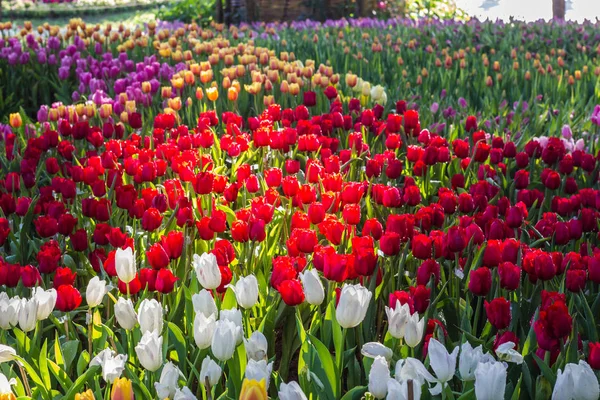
219,308,244,344
428,338,459,395
115,247,136,285
474,361,507,400
361,342,393,361
385,301,411,339
211,320,240,361
239,379,268,400
135,331,163,372
154,362,183,399
173,387,197,400
336,284,372,329
32,287,57,321
245,331,268,361
114,298,137,330
86,276,107,308
278,381,307,400
0,345,15,363
193,313,216,350
458,342,491,381
245,359,274,387
0,372,16,399
199,357,221,388
495,342,523,364
138,299,163,334
193,253,221,290
299,269,325,306
56,285,82,312
234,275,259,309
553,360,599,400
368,356,390,399
588,342,600,369
111,377,134,400
8,113,22,128
0,295,20,329
404,312,425,348
90,349,127,383
18,298,38,332
192,290,218,318
75,389,95,400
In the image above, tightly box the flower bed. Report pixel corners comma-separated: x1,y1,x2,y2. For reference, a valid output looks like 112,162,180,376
3,0,158,11
0,16,599,400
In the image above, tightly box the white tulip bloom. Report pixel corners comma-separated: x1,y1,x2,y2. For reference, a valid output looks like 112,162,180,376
245,359,274,387
18,298,38,333
138,299,164,334
192,289,218,318
193,313,216,350
385,301,411,339
174,387,198,400
0,345,16,363
211,320,240,362
336,284,372,329
219,308,243,344
299,269,325,306
135,331,163,372
244,331,268,361
90,348,127,383
552,360,600,400
459,342,484,381
32,287,56,321
233,275,259,309
427,338,459,395
474,360,507,400
279,381,307,400
0,372,16,395
369,356,390,399
361,342,393,361
115,247,136,284
403,312,424,348
86,276,107,308
193,253,221,290
154,362,183,399
114,297,137,330
495,342,523,365
199,357,222,388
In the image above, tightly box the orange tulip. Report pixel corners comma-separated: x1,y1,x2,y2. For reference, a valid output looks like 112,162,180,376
239,379,267,400
206,87,219,102
9,113,22,129
111,378,134,400
75,389,95,400
228,87,239,102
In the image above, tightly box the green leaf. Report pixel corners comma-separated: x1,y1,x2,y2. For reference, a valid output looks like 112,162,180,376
532,353,556,386
62,341,80,372
307,333,337,399
340,385,367,400
39,340,51,389
47,359,74,392
168,322,188,375
76,351,91,377
64,365,101,399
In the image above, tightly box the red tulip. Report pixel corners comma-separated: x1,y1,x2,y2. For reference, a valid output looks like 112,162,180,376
469,267,492,296
294,229,318,254
21,265,42,287
417,259,440,286
485,297,511,330
303,91,316,107
566,269,587,293
141,208,163,232
34,216,58,238
147,243,170,270
411,234,432,260
410,285,431,314
161,231,184,259
498,262,520,291
278,279,305,306
380,232,401,256
55,285,82,312
53,267,76,289
139,268,158,291
389,290,414,313
588,342,600,369
156,269,178,294
118,274,142,295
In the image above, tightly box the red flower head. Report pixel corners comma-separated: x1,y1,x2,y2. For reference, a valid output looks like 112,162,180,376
34,216,58,238
588,342,600,369
411,234,432,260
389,290,414,314
21,265,42,287
53,267,76,289
161,231,184,259
294,229,318,254
498,262,521,291
493,331,519,351
37,240,62,274
139,268,158,291
410,285,431,314
147,243,170,270
156,269,178,294
278,279,305,306
303,91,317,107
141,208,163,232
417,259,440,286
118,274,142,295
468,267,492,296
485,297,512,330
380,232,401,256
55,285,82,312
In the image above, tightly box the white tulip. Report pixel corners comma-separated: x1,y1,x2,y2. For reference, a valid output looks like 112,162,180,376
403,312,424,348
32,287,56,321
279,381,308,400
18,298,38,333
386,378,408,400
0,295,20,329
371,85,388,105
369,356,390,399
114,297,137,330
0,345,15,363
90,348,127,383
199,357,222,388
154,362,183,399
385,301,411,339
0,372,16,395
245,359,274,387
245,331,268,361
135,331,163,372
86,276,107,308
459,342,484,381
394,358,435,389
427,338,459,395
115,247,136,284
495,342,523,365
336,284,372,329
361,81,372,97
174,387,198,400
233,275,259,309
211,320,240,362
220,308,243,344
474,360,507,400
193,313,216,350
299,269,324,306
192,290,218,318
138,299,163,334
552,361,599,400
361,342,393,361
193,253,221,290
353,78,365,93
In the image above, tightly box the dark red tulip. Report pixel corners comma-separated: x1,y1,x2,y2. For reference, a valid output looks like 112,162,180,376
55,285,82,312
156,269,178,294
469,267,492,296
485,297,511,330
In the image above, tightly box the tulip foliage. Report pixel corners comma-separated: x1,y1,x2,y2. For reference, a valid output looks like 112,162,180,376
1,14,600,400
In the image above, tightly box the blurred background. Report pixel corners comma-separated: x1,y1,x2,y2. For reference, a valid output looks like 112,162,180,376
456,0,600,22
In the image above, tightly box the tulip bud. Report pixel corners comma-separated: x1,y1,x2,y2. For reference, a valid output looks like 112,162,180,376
336,284,372,329
193,253,221,290
138,299,164,334
18,298,38,332
244,331,268,361
211,319,240,361
115,247,136,284
9,113,22,128
278,381,307,400
86,276,107,308
75,389,95,400
193,313,216,350
199,357,222,388
154,362,183,399
385,301,410,339
239,379,268,400
135,331,163,372
233,275,259,309
474,361,507,400
114,298,137,330
192,289,218,318
111,377,134,400
0,345,16,363
404,312,425,348
32,287,57,321
298,269,324,306
368,356,390,399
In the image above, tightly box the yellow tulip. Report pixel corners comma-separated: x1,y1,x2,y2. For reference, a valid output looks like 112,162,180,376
111,378,134,400
228,87,239,102
239,379,267,400
206,87,219,102
0,394,16,400
75,389,95,400
9,113,22,128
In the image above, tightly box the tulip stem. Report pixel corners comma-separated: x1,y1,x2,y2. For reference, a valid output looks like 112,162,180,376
18,362,32,397
88,308,93,356
473,296,483,336
337,329,348,396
